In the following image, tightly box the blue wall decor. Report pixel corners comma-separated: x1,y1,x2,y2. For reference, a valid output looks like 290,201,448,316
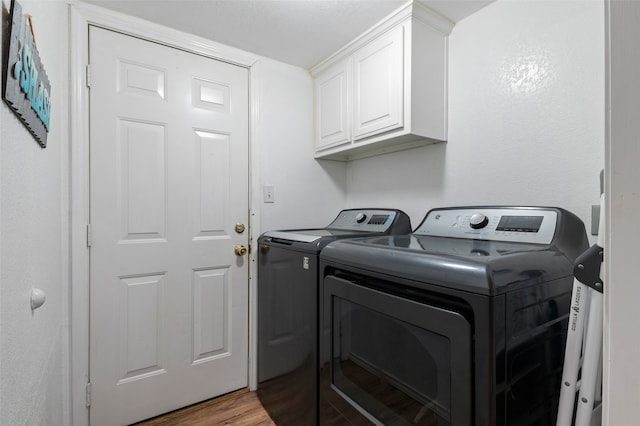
2,0,51,148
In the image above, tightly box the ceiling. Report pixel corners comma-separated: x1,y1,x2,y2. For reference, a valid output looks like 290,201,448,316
82,0,493,69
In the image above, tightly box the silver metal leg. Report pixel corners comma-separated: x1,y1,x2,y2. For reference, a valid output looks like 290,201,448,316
557,281,591,426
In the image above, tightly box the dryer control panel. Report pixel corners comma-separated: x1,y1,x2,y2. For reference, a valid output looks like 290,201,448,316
414,207,558,244
328,209,399,231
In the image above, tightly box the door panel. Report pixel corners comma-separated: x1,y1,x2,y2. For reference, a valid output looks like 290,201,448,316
89,26,249,425
315,58,351,150
118,273,166,383
353,25,404,140
119,119,167,241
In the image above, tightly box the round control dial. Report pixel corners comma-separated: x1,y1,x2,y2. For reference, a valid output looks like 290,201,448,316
469,213,489,229
355,213,367,223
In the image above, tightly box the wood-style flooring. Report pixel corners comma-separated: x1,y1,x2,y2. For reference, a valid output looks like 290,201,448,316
133,389,275,426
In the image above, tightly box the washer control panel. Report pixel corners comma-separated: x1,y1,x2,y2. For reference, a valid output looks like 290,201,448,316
414,207,558,244
329,209,398,231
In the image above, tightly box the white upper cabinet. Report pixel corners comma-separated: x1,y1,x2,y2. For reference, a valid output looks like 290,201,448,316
352,25,404,140
311,2,454,161
315,58,351,151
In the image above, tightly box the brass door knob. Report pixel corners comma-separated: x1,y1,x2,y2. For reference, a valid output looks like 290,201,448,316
235,223,245,234
234,244,247,256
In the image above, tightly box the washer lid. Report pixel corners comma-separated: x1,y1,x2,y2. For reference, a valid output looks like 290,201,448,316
261,228,385,243
258,208,412,248
321,234,575,296
259,228,393,255
262,230,332,243
321,206,588,296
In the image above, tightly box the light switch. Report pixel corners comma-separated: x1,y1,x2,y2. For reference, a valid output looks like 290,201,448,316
263,184,275,203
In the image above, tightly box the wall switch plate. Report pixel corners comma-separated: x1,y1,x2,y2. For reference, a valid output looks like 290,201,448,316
263,184,275,203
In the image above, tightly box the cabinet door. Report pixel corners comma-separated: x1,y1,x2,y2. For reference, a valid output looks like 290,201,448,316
315,59,351,151
353,26,404,140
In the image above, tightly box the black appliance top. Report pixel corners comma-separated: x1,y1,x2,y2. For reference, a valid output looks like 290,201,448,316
321,206,589,295
258,208,412,254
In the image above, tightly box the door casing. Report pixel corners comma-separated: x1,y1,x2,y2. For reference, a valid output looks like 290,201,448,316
69,3,262,425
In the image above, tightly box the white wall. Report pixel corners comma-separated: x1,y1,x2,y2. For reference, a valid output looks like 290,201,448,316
604,1,640,424
0,1,70,425
255,59,346,231
346,0,604,234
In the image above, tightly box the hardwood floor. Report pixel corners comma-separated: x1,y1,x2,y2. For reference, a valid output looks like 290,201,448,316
133,389,275,426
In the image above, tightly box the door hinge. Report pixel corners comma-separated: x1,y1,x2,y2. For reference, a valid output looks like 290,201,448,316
86,64,91,88
85,382,92,407
86,224,92,248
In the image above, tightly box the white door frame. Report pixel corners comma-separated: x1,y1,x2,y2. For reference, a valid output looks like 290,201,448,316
603,1,640,424
68,2,262,424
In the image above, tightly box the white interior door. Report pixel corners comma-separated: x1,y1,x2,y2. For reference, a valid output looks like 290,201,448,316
88,26,249,425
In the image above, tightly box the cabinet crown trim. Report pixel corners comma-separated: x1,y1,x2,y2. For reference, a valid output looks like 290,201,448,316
310,1,453,75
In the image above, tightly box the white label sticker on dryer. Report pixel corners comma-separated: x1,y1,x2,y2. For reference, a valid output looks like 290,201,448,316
303,256,309,270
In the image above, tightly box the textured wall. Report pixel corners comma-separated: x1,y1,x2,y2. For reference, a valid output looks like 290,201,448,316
256,58,347,232
0,1,70,424
346,0,604,236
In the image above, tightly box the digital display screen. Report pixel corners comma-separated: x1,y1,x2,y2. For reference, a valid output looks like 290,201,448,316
368,215,389,225
496,215,543,232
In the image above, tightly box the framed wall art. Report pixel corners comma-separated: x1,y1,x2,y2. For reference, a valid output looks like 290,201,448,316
2,0,51,148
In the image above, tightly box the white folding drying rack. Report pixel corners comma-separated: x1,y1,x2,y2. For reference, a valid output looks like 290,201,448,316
556,184,604,426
